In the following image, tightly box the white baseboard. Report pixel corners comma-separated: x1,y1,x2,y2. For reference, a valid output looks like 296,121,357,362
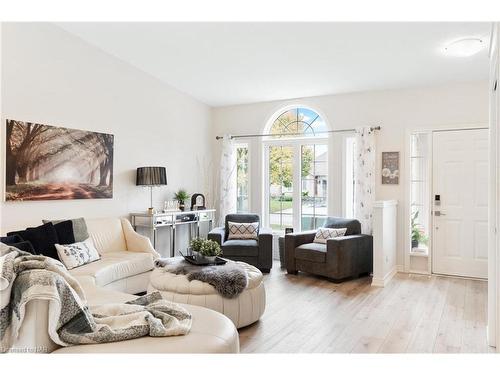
371,266,397,287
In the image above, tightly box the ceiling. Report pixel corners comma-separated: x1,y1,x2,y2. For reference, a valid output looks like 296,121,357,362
57,22,491,107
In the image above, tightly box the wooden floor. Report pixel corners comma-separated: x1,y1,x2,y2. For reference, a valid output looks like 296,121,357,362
239,262,493,353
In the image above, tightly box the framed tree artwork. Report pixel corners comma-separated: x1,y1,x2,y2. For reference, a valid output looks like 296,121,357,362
5,119,114,201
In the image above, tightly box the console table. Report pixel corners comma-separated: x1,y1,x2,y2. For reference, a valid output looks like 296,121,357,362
130,209,216,257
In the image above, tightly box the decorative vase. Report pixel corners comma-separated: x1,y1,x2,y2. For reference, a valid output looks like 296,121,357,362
204,256,217,263
178,200,185,211
411,239,418,249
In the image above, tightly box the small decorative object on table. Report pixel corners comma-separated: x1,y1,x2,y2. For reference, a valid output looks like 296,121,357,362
163,200,179,212
189,237,222,264
174,189,190,211
190,193,206,210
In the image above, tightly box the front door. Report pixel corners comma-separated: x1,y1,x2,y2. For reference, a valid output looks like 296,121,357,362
432,129,489,278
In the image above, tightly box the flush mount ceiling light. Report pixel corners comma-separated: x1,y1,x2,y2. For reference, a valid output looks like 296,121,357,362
443,37,484,57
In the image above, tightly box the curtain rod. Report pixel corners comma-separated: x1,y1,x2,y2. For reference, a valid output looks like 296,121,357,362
215,126,381,140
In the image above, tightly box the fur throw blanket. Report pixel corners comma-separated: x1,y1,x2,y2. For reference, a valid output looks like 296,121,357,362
154,258,248,298
0,244,191,353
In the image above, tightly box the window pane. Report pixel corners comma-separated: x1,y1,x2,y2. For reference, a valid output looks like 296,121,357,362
269,146,294,232
236,145,249,213
301,144,328,231
270,107,327,138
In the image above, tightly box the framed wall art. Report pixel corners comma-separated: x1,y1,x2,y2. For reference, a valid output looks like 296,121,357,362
381,151,399,185
5,119,114,201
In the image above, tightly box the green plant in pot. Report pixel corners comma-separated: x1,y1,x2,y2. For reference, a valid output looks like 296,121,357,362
190,237,205,253
189,238,222,262
173,189,190,211
200,239,222,261
411,210,428,249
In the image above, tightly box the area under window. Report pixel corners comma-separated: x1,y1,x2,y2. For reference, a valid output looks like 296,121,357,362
236,144,250,213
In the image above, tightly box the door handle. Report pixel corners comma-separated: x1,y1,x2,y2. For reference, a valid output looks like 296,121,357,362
434,210,446,216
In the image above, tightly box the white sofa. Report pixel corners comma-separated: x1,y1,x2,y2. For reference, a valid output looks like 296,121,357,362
11,217,240,353
69,218,158,294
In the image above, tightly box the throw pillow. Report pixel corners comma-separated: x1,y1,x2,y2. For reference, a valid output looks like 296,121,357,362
55,238,100,270
227,221,259,240
53,220,75,245
43,217,89,242
0,235,36,254
313,227,348,244
8,222,60,259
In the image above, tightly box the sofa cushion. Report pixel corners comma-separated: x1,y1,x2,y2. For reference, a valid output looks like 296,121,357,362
69,251,154,286
222,239,259,257
313,227,347,244
0,235,36,254
56,239,101,270
8,222,59,259
85,218,127,254
43,217,89,242
53,220,76,245
224,214,260,241
324,217,361,235
227,221,259,240
295,243,327,263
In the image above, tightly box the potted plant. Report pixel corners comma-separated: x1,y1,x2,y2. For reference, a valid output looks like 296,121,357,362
411,210,428,249
199,239,222,262
173,189,190,211
189,237,204,254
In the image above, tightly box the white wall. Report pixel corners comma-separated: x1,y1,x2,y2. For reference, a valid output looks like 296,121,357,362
0,23,213,238
212,81,489,266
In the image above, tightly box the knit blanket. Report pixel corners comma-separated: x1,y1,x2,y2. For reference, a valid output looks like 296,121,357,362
154,258,248,298
0,244,191,353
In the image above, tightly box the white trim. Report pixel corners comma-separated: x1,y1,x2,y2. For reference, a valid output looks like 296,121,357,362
488,22,499,351
371,266,397,287
373,200,398,208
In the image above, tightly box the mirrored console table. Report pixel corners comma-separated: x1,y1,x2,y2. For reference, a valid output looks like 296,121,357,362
130,209,216,257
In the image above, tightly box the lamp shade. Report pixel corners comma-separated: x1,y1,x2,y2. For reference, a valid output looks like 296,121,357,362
136,167,167,186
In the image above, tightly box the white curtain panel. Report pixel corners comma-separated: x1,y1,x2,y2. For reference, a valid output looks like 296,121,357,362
354,127,376,234
219,135,237,225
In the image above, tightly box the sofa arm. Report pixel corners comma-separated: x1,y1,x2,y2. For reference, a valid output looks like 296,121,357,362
208,227,226,246
326,234,373,279
121,218,160,259
257,228,273,271
284,230,316,273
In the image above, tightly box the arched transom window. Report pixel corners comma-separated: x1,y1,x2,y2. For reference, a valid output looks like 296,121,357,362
270,107,327,137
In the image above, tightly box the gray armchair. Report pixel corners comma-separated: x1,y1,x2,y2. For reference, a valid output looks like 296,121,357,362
285,217,372,282
208,214,273,272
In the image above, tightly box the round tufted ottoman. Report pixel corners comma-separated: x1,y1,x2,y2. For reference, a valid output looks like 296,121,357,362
147,260,266,328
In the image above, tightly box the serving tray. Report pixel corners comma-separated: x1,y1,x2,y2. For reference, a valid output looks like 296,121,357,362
180,252,227,266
